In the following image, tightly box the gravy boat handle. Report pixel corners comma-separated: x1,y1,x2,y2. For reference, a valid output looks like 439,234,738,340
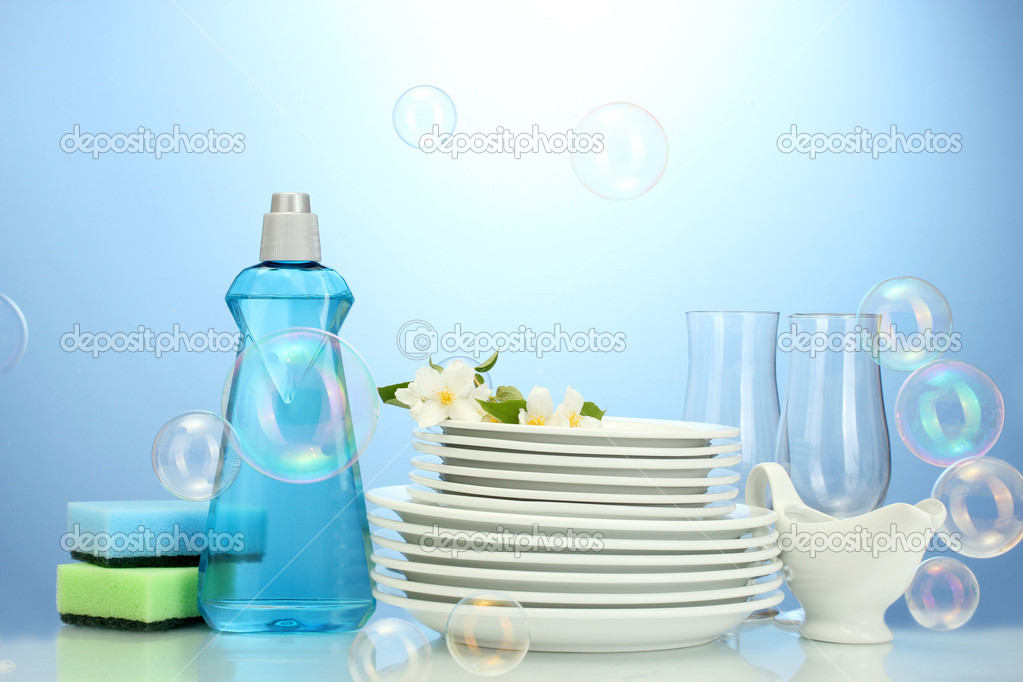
746,462,803,511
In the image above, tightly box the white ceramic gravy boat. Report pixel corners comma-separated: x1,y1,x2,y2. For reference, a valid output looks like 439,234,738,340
746,462,946,644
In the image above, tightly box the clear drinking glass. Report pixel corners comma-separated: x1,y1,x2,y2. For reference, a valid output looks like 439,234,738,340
776,313,891,518
682,311,782,497
774,313,891,629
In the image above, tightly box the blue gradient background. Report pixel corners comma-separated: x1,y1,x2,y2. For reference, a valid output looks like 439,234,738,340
1,0,1021,636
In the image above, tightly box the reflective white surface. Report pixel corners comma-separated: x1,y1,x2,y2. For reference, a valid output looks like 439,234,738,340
2,604,1019,681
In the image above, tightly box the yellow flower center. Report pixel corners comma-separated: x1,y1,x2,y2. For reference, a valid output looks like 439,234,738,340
526,414,546,426
568,411,582,428
437,388,455,406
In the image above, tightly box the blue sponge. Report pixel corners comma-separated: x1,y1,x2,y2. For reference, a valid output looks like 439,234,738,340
65,500,209,567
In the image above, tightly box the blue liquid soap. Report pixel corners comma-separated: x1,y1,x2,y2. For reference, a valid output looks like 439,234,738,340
199,193,374,632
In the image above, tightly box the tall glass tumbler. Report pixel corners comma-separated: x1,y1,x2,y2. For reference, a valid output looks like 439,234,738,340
776,313,891,518
682,311,782,498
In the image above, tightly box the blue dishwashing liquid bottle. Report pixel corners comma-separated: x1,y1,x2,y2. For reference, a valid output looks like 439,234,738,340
198,192,374,633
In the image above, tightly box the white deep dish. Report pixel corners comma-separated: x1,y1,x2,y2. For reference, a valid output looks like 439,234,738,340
438,416,740,446
412,440,742,473
405,484,738,519
367,486,775,537
414,428,742,457
371,532,781,570
371,551,784,593
373,588,785,652
409,471,740,505
373,568,783,606
368,511,778,553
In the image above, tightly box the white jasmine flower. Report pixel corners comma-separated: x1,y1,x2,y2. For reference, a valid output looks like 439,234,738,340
551,386,602,428
518,386,555,426
395,361,492,427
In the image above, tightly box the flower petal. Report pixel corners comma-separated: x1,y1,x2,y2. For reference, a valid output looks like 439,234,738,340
414,366,443,395
526,386,553,417
394,387,420,407
562,386,585,412
413,400,447,428
448,398,483,422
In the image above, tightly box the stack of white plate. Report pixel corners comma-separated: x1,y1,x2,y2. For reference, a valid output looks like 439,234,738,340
367,417,782,652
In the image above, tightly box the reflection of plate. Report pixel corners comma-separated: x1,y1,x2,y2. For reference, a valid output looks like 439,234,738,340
410,471,739,505
374,588,784,652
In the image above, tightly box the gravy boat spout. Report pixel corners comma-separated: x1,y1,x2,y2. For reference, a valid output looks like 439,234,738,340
746,462,946,644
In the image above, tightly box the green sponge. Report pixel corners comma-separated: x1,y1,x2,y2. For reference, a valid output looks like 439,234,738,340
56,563,201,631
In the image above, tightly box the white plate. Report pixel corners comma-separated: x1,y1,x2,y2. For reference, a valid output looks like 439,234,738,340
410,471,739,505
373,588,785,652
371,532,781,570
406,484,738,519
368,511,777,553
439,417,739,446
372,551,784,593
373,568,782,606
416,428,742,457
413,441,742,474
367,486,775,538
412,457,740,494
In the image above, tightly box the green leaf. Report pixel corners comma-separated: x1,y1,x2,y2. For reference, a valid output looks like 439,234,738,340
428,356,443,372
474,351,499,373
477,399,526,424
474,373,486,387
580,401,607,420
384,398,410,409
494,385,524,402
378,381,411,407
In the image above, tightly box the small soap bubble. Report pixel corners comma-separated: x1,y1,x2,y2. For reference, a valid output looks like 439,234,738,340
446,591,529,676
932,456,1023,558
393,85,456,148
349,618,431,682
438,356,491,389
745,99,755,110
571,102,668,201
0,294,27,375
152,411,242,501
895,360,1004,466
857,276,953,371
222,329,380,483
905,557,979,631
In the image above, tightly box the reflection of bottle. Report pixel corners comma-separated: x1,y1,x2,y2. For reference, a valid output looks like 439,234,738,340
199,193,374,633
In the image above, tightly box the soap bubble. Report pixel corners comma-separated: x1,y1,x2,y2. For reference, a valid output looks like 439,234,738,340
446,591,529,676
222,328,380,483
438,356,491,389
393,86,456,148
152,411,242,501
857,276,953,371
895,360,1004,466
932,456,1023,558
905,557,979,631
571,102,668,201
349,618,431,682
0,293,27,375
